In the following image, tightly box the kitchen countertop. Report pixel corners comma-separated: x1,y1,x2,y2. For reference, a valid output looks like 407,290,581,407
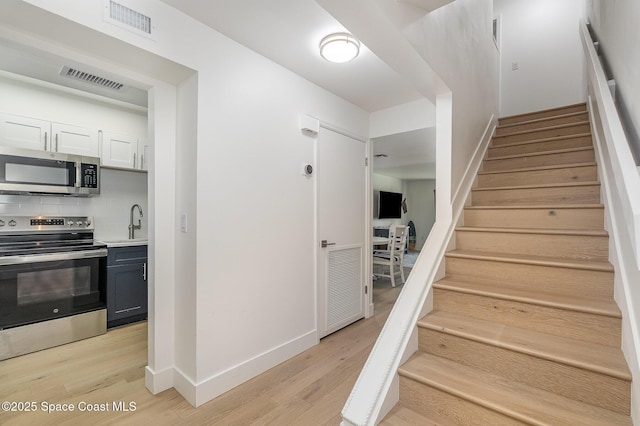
98,238,148,248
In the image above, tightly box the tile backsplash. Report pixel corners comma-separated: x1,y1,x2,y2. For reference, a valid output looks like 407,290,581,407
0,168,148,241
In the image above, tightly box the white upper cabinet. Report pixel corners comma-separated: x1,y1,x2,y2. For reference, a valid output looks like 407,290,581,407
0,113,50,151
101,131,138,169
0,113,99,157
101,132,147,172
51,123,99,157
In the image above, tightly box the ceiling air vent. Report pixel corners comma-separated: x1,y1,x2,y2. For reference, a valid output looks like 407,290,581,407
104,0,154,37
60,66,125,91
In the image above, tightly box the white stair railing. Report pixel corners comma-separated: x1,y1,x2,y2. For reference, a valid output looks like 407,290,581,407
580,20,640,423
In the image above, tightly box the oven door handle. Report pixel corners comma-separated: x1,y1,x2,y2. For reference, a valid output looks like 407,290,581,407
0,249,108,266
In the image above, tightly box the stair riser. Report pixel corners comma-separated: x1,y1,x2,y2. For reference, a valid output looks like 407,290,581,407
472,185,601,206
399,376,529,425
478,165,597,188
499,104,587,126
495,113,590,135
463,207,604,230
492,123,591,145
487,135,593,157
455,231,608,261
433,288,621,347
445,256,613,299
483,149,594,172
418,329,631,415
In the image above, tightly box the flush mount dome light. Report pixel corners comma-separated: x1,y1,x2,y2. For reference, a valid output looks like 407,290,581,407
319,33,361,63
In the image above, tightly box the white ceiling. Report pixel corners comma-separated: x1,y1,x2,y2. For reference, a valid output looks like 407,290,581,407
373,127,436,180
160,0,441,180
160,0,425,112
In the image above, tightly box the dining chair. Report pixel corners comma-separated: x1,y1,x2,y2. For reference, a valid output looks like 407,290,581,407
373,225,408,287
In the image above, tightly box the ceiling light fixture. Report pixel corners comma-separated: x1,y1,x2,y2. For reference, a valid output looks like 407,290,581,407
319,33,361,63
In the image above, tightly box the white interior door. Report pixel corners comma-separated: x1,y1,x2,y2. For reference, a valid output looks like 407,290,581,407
317,127,366,338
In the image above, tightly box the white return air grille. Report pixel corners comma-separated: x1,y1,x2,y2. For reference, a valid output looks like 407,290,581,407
104,0,155,38
60,66,125,91
327,246,363,333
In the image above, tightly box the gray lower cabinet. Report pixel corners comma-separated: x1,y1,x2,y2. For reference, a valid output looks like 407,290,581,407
107,245,148,328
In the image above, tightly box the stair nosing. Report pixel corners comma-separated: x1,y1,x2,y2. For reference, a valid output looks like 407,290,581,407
497,111,589,130
446,249,613,272
484,146,593,162
464,204,604,210
472,181,600,192
493,121,591,138
478,162,596,175
488,132,592,149
455,226,608,237
433,278,621,318
418,312,631,380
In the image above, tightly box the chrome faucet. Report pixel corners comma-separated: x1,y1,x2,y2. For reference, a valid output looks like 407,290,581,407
129,204,143,239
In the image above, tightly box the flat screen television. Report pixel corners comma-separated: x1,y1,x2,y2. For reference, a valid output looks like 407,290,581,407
378,191,402,219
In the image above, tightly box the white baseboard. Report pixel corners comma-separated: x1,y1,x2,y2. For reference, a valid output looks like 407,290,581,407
145,365,174,395
172,330,318,407
173,366,198,406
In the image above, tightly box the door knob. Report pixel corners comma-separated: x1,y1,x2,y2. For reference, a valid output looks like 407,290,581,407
321,240,336,248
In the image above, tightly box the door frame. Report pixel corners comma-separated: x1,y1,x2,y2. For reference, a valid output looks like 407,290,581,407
313,118,372,341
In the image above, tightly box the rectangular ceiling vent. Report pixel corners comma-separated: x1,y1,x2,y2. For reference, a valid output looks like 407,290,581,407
104,0,155,38
60,66,125,91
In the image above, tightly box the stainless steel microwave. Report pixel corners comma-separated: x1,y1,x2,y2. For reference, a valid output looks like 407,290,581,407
0,146,100,196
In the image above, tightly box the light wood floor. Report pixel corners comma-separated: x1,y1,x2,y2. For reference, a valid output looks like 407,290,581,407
0,277,404,426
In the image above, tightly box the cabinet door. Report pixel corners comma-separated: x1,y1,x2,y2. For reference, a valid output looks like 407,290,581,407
107,262,147,323
51,123,99,157
0,113,50,151
101,131,138,169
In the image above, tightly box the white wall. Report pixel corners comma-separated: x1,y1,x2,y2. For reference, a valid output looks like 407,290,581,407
0,73,147,138
587,0,640,161
0,73,148,240
5,0,369,407
404,179,436,250
400,0,499,200
494,0,588,117
370,98,435,138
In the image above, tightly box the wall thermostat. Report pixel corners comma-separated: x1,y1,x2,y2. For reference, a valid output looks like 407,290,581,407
302,163,313,176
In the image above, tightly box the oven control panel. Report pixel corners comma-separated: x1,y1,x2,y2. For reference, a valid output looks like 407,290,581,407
0,216,95,232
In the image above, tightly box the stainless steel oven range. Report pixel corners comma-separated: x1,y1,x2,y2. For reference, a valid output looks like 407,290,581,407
0,215,107,360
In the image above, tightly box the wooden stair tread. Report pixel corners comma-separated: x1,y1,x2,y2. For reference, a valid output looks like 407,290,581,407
497,111,589,130
484,146,593,162
456,226,608,237
399,353,632,426
489,133,592,149
493,121,591,138
381,403,456,426
433,277,621,317
418,310,631,380
464,204,604,210
478,162,596,175
499,103,587,123
446,249,613,272
472,181,599,192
